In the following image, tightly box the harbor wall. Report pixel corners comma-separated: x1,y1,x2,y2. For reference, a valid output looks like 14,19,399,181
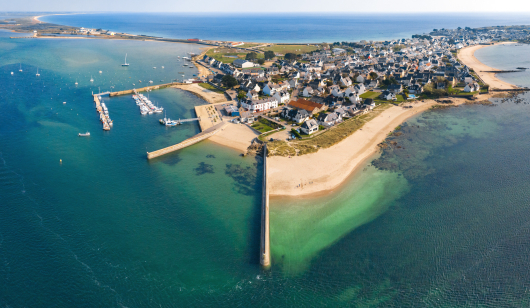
110,82,187,97
147,122,226,159
260,144,271,269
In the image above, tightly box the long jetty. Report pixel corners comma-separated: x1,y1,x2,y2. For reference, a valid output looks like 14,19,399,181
110,81,184,97
147,122,226,159
260,144,271,269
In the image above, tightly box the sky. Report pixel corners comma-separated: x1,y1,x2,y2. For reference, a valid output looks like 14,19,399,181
3,0,530,13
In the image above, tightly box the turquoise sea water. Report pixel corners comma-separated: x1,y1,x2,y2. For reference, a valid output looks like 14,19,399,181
475,43,530,88
41,13,530,43
4,31,530,306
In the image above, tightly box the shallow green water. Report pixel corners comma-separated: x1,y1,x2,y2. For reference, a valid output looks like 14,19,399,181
3,31,530,306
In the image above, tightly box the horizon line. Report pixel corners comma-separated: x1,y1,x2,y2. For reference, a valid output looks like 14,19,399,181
4,11,530,14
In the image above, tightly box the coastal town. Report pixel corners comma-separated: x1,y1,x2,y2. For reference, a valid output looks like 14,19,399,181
190,25,526,153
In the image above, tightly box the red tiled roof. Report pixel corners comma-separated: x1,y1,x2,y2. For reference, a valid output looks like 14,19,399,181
288,99,323,112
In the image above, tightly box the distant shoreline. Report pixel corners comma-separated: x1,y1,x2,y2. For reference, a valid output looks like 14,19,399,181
457,42,519,90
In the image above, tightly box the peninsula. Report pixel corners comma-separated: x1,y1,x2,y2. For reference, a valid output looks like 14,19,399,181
7,15,527,198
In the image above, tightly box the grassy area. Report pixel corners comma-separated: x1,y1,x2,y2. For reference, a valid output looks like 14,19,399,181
267,104,393,156
261,44,319,55
206,47,264,63
238,43,261,48
360,91,381,99
251,117,282,133
198,83,225,94
251,122,274,133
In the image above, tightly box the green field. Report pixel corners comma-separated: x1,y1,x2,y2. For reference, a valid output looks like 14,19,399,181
251,122,274,133
206,47,265,63
260,44,319,55
360,91,381,99
198,83,225,93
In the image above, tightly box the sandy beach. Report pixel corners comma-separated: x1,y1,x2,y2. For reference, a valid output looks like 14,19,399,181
457,42,518,90
209,122,260,153
173,83,227,104
268,101,438,196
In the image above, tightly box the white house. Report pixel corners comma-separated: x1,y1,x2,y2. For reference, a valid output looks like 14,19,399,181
233,59,254,68
353,83,366,95
302,86,314,97
464,82,480,92
340,76,352,87
240,97,278,113
263,83,280,96
355,75,365,83
247,90,259,101
300,119,319,135
273,91,291,104
330,85,343,97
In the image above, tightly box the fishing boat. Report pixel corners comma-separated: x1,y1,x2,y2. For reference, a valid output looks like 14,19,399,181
122,53,129,66
78,132,90,137
36,68,40,77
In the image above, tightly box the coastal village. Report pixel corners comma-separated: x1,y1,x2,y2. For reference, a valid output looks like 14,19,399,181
189,26,527,153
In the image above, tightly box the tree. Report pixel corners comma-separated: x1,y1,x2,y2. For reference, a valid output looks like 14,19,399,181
369,72,378,80
258,59,265,65
221,75,238,88
245,52,258,61
237,90,246,101
284,53,297,61
264,50,275,60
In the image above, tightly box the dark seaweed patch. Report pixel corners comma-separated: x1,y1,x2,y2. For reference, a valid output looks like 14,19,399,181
194,162,214,175
225,163,258,195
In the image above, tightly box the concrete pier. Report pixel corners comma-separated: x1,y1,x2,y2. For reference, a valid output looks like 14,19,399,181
110,82,186,97
147,122,226,159
260,144,271,269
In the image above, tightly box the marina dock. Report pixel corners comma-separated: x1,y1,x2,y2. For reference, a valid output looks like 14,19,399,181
147,122,226,159
93,95,112,130
260,144,271,269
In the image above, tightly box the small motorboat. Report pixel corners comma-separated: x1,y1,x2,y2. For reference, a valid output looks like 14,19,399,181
11,72,14,75
78,132,90,137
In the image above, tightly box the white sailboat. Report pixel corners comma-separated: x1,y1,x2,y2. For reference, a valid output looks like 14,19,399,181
36,68,40,77
19,63,22,72
122,53,129,66
75,79,78,85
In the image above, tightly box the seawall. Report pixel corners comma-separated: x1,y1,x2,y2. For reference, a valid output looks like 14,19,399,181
261,144,271,269
147,122,226,159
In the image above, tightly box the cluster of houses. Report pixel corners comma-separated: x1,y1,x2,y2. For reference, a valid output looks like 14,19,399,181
197,26,523,135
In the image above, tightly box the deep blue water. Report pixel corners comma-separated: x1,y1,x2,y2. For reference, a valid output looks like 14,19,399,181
41,13,530,43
